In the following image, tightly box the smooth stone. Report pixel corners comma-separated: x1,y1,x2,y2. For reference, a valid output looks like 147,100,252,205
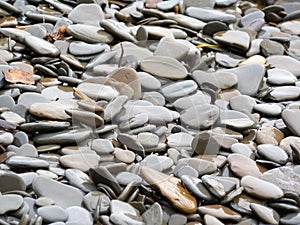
256,123,284,145
247,39,263,57
181,104,219,130
83,191,110,214
68,3,104,26
66,206,93,225
142,92,165,106
34,128,92,145
191,132,220,157
138,72,161,91
0,28,31,42
77,83,119,101
6,156,49,169
20,121,70,133
198,205,241,221
114,148,135,164
69,41,106,56
65,169,96,193
120,105,179,124
137,132,159,149
154,36,189,60
67,24,113,44
227,153,262,178
241,175,284,200
280,212,300,225
215,53,242,68
15,143,38,157
227,63,265,96
231,143,254,158
67,108,104,127
142,202,163,225
25,24,47,39
0,172,26,192
90,139,114,155
108,68,141,99
41,86,73,101
0,95,15,109
60,153,100,172
24,35,60,57
287,39,300,60
250,203,279,225
229,95,257,114
177,158,217,177
168,213,187,225
37,205,68,223
117,133,144,153
240,10,265,28
278,21,300,35
0,194,23,214
257,144,288,165
203,21,229,36
140,56,188,80
157,0,179,11
253,103,282,116
0,131,13,145
269,86,300,101
266,55,300,77
214,30,250,51
35,197,55,207
186,7,236,23
215,0,236,6
173,91,211,111
192,70,238,89
29,100,78,120
141,154,163,171
33,176,83,209
1,111,25,124
181,175,214,201
160,80,198,100
204,214,225,225
165,13,206,30
202,175,226,198
167,132,193,149
89,166,122,195
17,92,50,109
219,110,254,130
282,109,300,136
260,39,284,56
141,166,197,214
116,172,142,185
37,169,58,179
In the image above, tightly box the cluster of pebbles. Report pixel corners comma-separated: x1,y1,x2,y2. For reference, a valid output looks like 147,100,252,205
1,0,300,224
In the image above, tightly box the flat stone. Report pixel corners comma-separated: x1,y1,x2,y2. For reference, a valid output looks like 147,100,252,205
227,153,262,178
1,111,25,124
219,110,254,130
137,132,159,149
181,104,219,130
202,175,226,198
227,63,265,96
229,95,257,114
282,109,300,136
138,72,161,91
214,30,250,51
160,80,197,100
34,128,92,145
69,41,106,56
15,143,38,157
204,214,224,225
17,92,50,109
267,55,300,77
254,103,282,116
65,169,97,193
186,7,236,23
141,166,197,214
24,35,60,57
66,206,93,225
77,82,119,101
0,194,23,214
0,95,15,109
116,171,142,185
260,39,284,56
32,176,84,209
114,148,135,164
0,131,13,145
68,3,104,26
0,172,26,192
198,205,241,221
173,91,211,111
256,123,284,145
142,202,163,225
83,191,110,214
67,24,113,44
165,13,206,30
0,27,31,42
203,21,229,36
37,205,68,223
6,156,49,169
280,212,300,225
241,175,284,200
250,203,279,225
257,144,288,165
231,143,254,158
269,86,300,101
278,20,300,35
140,56,188,80
60,153,100,172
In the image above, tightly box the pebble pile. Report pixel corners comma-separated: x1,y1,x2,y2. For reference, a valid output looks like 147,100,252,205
1,0,300,224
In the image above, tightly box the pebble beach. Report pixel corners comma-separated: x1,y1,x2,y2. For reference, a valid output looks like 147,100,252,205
1,0,300,224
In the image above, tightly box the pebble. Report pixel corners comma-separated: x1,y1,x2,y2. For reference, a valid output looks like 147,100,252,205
0,1,300,224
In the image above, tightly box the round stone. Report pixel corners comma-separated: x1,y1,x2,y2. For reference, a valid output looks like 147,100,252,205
37,205,68,223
